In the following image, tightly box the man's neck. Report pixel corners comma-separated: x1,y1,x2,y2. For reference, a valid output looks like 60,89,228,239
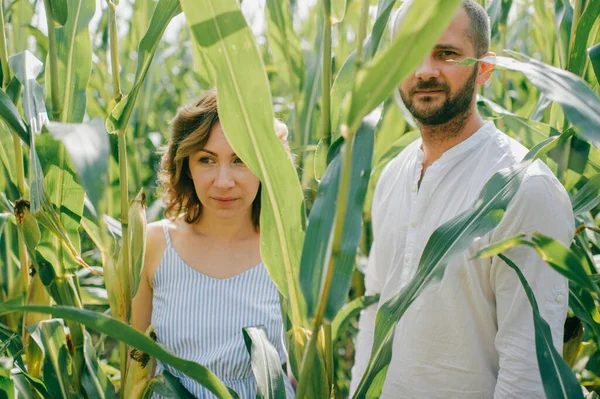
419,109,485,180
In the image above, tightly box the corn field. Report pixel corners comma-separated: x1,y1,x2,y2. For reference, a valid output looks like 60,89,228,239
0,0,599,397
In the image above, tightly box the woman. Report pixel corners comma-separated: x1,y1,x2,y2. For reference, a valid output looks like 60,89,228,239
132,89,295,398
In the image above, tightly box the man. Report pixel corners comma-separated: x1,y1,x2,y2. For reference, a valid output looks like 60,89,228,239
351,1,574,398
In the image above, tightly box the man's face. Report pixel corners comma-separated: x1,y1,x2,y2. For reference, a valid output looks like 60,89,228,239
399,8,481,126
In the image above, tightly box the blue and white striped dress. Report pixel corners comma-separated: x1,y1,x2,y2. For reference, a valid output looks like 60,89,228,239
151,220,295,398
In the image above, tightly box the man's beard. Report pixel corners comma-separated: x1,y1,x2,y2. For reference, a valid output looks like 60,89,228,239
400,66,478,126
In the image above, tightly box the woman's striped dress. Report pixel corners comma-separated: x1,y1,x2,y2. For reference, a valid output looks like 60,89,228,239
151,220,295,398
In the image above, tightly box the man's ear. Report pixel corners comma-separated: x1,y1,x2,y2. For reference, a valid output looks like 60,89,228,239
476,52,496,85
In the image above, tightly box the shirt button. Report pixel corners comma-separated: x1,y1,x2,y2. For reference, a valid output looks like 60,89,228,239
410,221,417,228
404,255,410,263
556,294,565,304
412,186,417,193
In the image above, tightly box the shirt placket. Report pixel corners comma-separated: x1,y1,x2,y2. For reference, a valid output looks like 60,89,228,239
400,164,425,285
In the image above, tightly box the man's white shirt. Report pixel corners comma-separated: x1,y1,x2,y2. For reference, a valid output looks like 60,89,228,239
351,121,574,398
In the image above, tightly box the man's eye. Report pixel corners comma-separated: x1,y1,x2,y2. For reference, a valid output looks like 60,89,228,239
439,51,457,57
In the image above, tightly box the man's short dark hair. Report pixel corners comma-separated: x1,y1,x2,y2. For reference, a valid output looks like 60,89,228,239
393,0,491,57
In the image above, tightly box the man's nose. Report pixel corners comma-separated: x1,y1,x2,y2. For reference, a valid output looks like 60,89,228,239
414,57,440,81
214,165,235,188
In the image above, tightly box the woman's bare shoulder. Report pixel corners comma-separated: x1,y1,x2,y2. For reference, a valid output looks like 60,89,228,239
144,220,169,285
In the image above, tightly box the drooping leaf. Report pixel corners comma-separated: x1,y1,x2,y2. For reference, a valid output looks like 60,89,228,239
346,0,464,130
331,294,380,340
81,331,116,399
9,51,47,134
487,0,512,39
0,304,235,399
498,254,583,399
571,173,600,215
331,0,348,24
44,118,109,214
181,0,306,327
553,0,573,68
242,326,286,399
148,369,195,398
106,0,182,134
129,189,147,299
353,137,559,398
490,52,600,147
0,88,29,144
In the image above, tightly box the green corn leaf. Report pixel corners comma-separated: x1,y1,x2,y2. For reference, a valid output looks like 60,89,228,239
589,42,600,82
491,52,600,147
27,319,73,398
0,123,18,195
498,254,583,399
568,286,600,343
106,0,181,134
148,370,196,398
299,21,324,149
487,0,512,39
43,118,109,217
0,88,28,144
47,0,68,26
265,0,304,92
346,0,464,131
475,232,600,296
331,294,380,340
353,137,559,398
331,0,348,24
242,326,286,399
0,304,235,399
181,0,306,326
553,0,573,68
571,173,600,215
81,331,115,399
49,0,94,123
330,0,398,131
299,120,374,321
567,0,600,76
0,357,15,399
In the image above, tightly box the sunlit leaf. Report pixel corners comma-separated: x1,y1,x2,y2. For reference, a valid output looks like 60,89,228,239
242,326,286,399
331,294,379,340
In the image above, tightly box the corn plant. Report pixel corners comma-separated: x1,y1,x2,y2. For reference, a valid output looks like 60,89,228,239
0,0,599,398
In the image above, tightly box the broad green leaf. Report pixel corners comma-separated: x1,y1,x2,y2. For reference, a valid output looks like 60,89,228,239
0,323,25,369
44,118,109,214
331,0,348,24
265,0,303,92
6,0,34,54
81,331,116,399
331,294,380,340
589,42,600,81
0,358,15,399
0,304,235,399
0,88,29,144
106,0,181,134
299,120,374,321
491,52,600,147
28,319,73,398
487,0,512,39
299,25,323,148
330,0,398,131
0,123,18,193
571,173,600,215
148,370,195,398
346,0,464,130
47,0,68,26
242,326,286,399
50,0,95,123
567,0,600,76
568,286,600,343
475,232,599,296
498,254,583,399
9,51,48,134
353,137,558,398
553,0,573,68
181,0,306,326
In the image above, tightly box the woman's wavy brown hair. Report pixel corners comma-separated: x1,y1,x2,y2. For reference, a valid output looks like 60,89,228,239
158,89,262,227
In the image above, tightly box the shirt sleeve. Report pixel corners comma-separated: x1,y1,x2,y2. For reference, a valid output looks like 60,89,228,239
490,172,574,398
350,241,383,395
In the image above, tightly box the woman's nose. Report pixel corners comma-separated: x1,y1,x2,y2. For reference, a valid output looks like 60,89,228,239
213,165,235,189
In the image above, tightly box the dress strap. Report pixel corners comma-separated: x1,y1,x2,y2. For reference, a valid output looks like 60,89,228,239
160,219,172,247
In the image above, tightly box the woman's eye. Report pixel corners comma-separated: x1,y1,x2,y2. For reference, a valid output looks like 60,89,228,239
233,157,245,165
199,157,213,164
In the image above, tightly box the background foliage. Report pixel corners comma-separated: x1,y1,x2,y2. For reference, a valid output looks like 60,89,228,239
0,0,599,398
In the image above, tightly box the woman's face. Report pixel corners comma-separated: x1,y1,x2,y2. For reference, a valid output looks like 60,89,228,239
188,121,260,222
